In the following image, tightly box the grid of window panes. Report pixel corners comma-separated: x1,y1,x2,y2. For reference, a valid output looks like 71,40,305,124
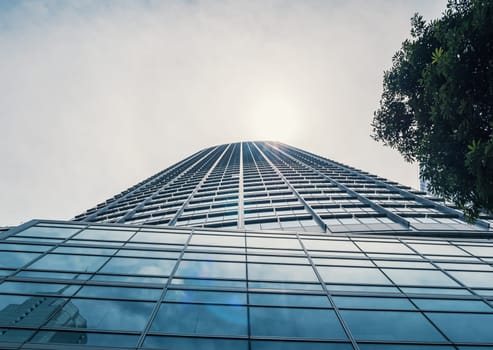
74,141,492,233
1,220,493,349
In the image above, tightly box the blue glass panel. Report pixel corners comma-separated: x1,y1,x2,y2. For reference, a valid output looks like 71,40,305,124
359,345,455,350
0,281,79,296
426,312,493,342
0,295,67,327
412,298,492,311
175,260,245,279
29,254,108,272
384,269,459,287
250,293,330,307
131,232,189,244
333,296,415,310
341,310,445,341
0,243,51,252
47,299,154,331
101,257,176,276
248,263,317,282
449,271,493,288
92,274,167,284
30,331,138,347
165,289,246,305
250,307,347,339
252,341,353,350
318,266,391,285
53,246,116,255
17,226,79,239
16,271,91,280
150,303,247,336
75,228,135,241
0,252,40,268
76,285,161,300
143,336,248,350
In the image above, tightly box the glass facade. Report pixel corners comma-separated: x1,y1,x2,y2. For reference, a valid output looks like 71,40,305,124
2,141,493,349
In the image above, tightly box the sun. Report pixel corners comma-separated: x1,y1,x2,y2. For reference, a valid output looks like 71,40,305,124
247,90,301,142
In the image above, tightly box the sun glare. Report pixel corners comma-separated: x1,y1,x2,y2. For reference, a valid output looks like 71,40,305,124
248,91,301,142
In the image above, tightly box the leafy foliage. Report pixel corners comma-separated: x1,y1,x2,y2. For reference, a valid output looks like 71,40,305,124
372,0,493,219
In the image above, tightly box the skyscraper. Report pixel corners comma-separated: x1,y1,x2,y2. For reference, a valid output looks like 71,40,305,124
1,141,493,350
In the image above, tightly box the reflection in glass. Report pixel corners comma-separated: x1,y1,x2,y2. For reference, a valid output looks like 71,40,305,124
426,312,493,342
251,340,353,350
0,295,81,343
150,303,247,336
48,299,153,331
101,257,176,276
248,263,317,282
318,266,391,285
250,307,347,339
143,336,248,350
29,254,108,272
165,289,246,305
31,331,138,347
384,269,459,287
17,226,80,239
75,228,135,241
76,285,162,300
0,252,40,269
175,260,245,280
341,310,445,341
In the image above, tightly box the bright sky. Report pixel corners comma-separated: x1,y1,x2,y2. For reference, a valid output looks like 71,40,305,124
0,0,448,226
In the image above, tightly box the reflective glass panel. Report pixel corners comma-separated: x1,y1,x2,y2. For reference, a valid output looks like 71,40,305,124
76,285,161,300
384,269,459,287
0,252,40,268
17,226,79,239
150,303,247,336
143,336,248,350
47,299,154,331
318,266,391,284
101,257,176,276
165,289,246,305
75,229,135,241
248,263,317,282
250,307,347,339
341,310,445,341
427,312,493,342
175,260,245,279
29,254,108,272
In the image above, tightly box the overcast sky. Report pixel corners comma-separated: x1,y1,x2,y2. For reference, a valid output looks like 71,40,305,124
0,0,448,226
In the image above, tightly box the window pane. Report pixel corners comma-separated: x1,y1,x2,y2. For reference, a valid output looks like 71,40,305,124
247,237,301,249
143,336,248,350
29,254,108,272
175,260,245,279
101,257,176,276
47,299,154,331
250,307,347,339
252,341,353,350
189,234,244,247
150,303,247,336
341,310,444,341
131,232,188,244
426,312,493,342
248,263,317,282
318,267,391,285
412,298,491,311
0,252,40,269
333,296,415,310
249,293,330,307
384,269,459,287
76,285,161,300
30,331,138,347
75,229,135,241
17,226,79,239
165,290,246,305
448,271,493,288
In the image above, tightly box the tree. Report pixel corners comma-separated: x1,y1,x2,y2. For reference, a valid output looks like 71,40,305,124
372,0,493,220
